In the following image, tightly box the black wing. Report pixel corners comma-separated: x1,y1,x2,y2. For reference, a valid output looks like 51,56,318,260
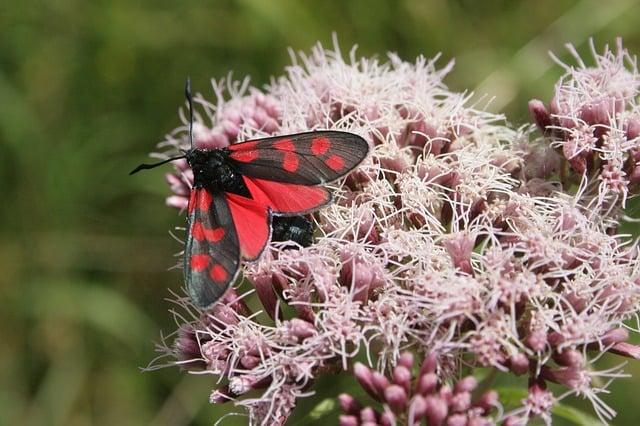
184,188,240,307
227,130,370,185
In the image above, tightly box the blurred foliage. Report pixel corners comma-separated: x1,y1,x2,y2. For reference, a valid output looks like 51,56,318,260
1,0,640,425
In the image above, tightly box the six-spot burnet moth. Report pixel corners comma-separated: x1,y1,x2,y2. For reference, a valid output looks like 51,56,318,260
131,79,370,307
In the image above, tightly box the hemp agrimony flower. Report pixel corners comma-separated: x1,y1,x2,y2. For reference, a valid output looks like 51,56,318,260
148,38,640,425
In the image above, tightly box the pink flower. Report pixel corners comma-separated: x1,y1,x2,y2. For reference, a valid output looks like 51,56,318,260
146,38,640,425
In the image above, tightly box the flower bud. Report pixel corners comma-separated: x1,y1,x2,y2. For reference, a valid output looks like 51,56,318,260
424,395,449,426
384,384,408,413
339,393,361,415
528,99,551,133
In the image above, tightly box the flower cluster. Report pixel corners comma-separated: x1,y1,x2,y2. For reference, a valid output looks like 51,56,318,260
150,38,640,425
340,352,499,426
528,38,640,211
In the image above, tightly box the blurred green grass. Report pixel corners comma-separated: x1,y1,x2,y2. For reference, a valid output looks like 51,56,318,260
1,0,640,424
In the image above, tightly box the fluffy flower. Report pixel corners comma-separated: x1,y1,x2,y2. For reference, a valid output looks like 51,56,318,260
148,38,640,425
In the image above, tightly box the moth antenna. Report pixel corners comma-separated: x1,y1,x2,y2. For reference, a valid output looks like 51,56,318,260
129,155,186,175
185,77,194,150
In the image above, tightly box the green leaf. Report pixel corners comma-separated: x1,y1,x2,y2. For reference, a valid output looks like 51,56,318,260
308,398,337,420
495,386,528,407
552,403,603,426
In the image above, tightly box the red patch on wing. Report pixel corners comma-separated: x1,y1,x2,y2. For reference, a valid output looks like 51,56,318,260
230,149,259,163
225,193,270,260
188,191,197,215
197,189,213,211
204,227,225,242
191,222,206,241
311,137,331,155
283,152,299,172
325,155,345,171
243,176,330,213
228,141,259,151
190,254,210,271
229,140,260,163
273,138,295,151
210,263,228,282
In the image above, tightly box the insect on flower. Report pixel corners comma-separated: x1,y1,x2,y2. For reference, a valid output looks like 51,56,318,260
131,79,370,307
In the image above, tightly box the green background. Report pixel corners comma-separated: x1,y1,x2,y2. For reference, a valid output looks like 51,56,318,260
2,0,640,424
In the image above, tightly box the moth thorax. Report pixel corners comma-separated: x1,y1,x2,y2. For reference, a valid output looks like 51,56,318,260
188,149,227,188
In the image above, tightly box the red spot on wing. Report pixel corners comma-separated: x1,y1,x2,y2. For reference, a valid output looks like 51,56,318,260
230,149,259,163
228,140,259,151
197,189,213,212
191,221,206,241
209,263,228,282
225,193,270,260
283,152,299,172
204,227,225,242
311,137,331,155
192,222,224,243
243,176,330,213
325,155,345,171
229,140,260,163
190,254,210,271
273,138,295,151
188,191,197,215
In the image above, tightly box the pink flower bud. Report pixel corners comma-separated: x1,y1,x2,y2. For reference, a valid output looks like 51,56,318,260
249,272,280,320
209,385,232,404
425,395,449,426
601,327,629,346
541,365,587,389
525,330,547,351
239,355,260,369
339,415,359,426
455,376,477,393
416,372,439,395
410,395,428,420
380,411,396,426
610,342,640,359
285,318,317,341
339,393,361,415
372,371,391,396
528,99,551,133
474,390,498,414
398,351,414,370
447,414,468,426
508,353,530,375
450,391,471,412
439,385,453,403
420,353,439,375
360,407,379,423
552,349,583,367
166,195,189,210
392,365,412,392
626,118,640,140
174,326,206,369
384,384,408,413
443,233,476,274
354,363,379,400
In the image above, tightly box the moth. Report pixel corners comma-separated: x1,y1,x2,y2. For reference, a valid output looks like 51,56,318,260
131,80,370,307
